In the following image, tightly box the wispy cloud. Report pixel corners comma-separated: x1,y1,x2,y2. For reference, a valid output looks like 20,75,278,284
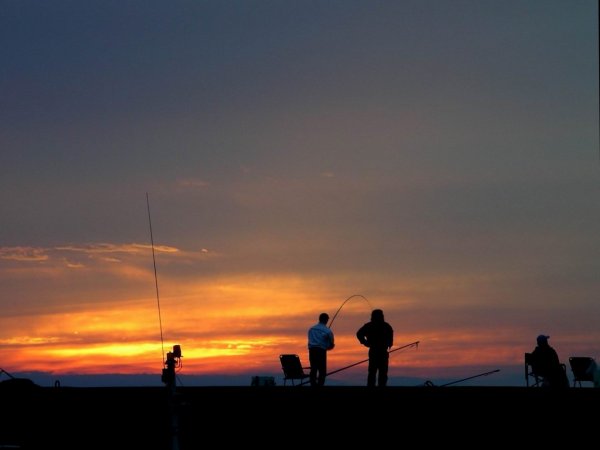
55,243,179,255
176,178,210,190
0,247,49,261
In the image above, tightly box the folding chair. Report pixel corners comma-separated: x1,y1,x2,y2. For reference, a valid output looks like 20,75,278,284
524,352,543,387
569,357,596,387
279,354,310,386
526,352,570,387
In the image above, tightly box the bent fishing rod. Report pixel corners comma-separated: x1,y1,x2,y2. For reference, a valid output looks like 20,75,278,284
328,294,372,329
298,340,420,386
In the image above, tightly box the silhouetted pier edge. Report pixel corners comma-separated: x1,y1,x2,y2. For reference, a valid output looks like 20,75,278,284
2,386,598,449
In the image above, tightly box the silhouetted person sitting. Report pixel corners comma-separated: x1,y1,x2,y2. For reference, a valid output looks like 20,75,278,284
307,313,335,386
530,335,569,388
356,309,394,387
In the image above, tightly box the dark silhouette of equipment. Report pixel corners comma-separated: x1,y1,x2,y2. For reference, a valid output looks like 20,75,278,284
251,376,276,386
146,195,181,450
569,356,596,387
279,354,310,386
161,345,183,450
0,368,38,389
162,345,183,387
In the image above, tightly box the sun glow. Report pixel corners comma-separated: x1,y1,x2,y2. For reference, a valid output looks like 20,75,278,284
2,256,599,384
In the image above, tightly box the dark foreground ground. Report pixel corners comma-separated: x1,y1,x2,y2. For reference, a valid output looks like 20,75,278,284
1,382,598,449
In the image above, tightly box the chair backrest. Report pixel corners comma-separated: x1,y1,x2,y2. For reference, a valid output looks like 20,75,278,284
525,352,542,387
569,357,595,386
279,354,307,379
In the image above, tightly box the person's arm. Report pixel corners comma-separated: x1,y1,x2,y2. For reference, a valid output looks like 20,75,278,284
356,325,368,346
551,349,561,367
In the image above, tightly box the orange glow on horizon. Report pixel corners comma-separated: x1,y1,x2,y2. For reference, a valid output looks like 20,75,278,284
2,268,599,383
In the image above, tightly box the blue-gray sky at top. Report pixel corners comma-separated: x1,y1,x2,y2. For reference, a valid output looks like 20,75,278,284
0,1,598,385
2,0,597,247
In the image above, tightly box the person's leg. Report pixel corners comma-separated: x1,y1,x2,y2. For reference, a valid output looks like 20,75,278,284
367,349,376,387
317,349,327,386
378,353,389,387
367,362,377,387
309,348,318,386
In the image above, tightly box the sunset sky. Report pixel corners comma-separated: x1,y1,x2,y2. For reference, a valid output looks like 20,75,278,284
1,1,598,387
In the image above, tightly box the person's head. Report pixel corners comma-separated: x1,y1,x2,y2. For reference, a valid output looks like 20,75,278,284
371,309,384,322
319,313,329,324
537,334,549,346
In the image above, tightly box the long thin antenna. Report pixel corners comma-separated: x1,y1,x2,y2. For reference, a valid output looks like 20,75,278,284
146,192,165,362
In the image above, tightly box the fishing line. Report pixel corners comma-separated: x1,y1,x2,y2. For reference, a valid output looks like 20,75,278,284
328,294,373,329
146,192,165,363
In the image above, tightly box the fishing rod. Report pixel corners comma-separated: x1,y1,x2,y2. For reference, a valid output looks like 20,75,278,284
423,369,500,387
439,369,500,387
298,340,420,386
328,294,373,329
0,368,15,379
326,340,420,377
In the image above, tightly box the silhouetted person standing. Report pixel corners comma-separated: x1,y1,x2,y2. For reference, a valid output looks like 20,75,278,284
307,313,335,386
530,335,569,388
356,309,394,387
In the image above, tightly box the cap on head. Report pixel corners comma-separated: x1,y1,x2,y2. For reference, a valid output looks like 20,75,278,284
537,335,549,344
319,313,329,324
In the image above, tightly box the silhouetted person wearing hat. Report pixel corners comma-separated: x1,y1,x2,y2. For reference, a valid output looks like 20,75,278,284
307,313,335,386
530,335,569,388
356,309,394,387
